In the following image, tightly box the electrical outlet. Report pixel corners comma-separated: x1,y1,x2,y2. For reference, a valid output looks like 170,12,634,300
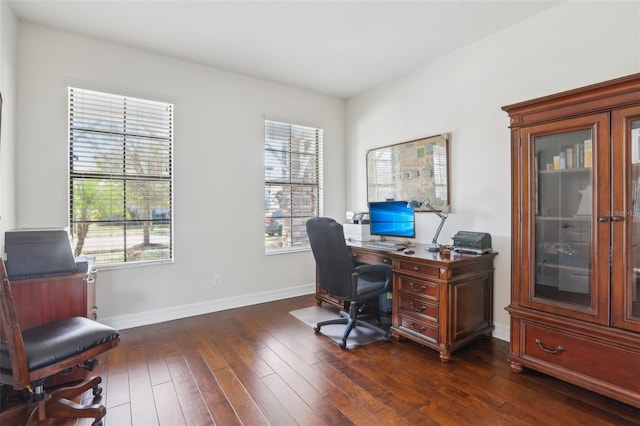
213,275,221,287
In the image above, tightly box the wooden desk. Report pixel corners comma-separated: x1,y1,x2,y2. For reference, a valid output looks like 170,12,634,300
315,243,497,362
10,270,97,384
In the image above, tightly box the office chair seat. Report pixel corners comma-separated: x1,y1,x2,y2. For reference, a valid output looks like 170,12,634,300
0,317,119,372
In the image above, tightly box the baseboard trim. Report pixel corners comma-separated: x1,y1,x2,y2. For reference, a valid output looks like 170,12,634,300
99,282,510,342
99,283,316,330
493,322,509,342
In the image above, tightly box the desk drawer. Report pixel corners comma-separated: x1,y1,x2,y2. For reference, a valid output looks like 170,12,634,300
397,314,438,342
351,250,392,265
397,275,438,301
395,260,440,278
397,293,438,322
521,321,640,393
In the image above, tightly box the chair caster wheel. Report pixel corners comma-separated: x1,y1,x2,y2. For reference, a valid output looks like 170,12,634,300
314,326,321,333
339,341,347,349
83,358,100,371
93,385,103,396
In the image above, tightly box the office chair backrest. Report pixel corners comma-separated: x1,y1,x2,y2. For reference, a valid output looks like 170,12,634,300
306,217,356,299
0,259,31,388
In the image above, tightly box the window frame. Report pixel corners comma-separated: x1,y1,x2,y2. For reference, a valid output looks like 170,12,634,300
68,87,174,267
264,119,323,254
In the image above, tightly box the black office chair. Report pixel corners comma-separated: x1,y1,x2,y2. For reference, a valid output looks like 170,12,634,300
0,259,120,426
306,217,392,348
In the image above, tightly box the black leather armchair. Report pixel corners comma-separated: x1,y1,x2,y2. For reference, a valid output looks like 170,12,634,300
306,217,392,348
0,260,120,426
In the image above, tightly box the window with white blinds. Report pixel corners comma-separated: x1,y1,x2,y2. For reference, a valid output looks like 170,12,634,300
265,119,323,253
68,87,173,265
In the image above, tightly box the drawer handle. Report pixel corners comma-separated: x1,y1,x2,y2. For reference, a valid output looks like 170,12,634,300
409,322,426,332
413,266,420,272
383,258,390,263
409,301,426,312
535,339,564,355
409,282,426,292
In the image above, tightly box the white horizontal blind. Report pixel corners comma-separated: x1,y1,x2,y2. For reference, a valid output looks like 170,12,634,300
68,87,173,265
265,120,323,252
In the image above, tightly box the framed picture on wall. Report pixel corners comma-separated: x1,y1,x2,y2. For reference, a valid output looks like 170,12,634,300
366,133,450,211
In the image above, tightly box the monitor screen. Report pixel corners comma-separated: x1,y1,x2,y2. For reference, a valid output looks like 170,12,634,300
368,201,415,238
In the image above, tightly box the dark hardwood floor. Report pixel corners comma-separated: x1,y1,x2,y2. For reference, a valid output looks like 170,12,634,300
39,295,640,425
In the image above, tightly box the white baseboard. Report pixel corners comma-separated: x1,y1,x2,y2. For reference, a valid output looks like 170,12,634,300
99,283,316,330
100,282,511,344
492,321,510,342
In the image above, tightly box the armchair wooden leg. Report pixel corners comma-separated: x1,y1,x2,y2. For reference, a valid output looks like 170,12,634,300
0,403,28,426
25,396,105,425
49,376,102,400
17,377,107,426
26,400,46,426
45,396,106,420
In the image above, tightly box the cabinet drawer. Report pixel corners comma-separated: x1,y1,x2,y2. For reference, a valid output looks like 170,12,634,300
395,260,440,278
397,314,438,342
397,275,438,301
397,293,438,322
522,322,640,393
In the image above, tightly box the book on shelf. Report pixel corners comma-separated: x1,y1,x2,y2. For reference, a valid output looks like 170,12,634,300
566,147,574,169
634,177,640,218
558,143,589,170
633,129,640,164
559,152,566,169
584,139,592,168
576,142,584,168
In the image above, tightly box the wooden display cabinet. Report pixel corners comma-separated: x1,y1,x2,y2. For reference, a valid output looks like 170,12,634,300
503,73,640,408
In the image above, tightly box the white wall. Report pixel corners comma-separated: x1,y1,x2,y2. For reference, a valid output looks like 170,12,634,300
346,1,640,340
15,23,346,327
0,1,18,251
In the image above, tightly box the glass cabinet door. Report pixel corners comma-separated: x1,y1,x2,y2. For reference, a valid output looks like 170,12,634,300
612,106,640,332
521,114,610,323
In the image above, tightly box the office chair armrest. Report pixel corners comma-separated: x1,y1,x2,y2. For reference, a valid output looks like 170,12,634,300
355,263,392,276
354,263,393,292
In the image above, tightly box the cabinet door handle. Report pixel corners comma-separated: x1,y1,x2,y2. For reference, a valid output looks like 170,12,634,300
409,301,426,312
535,339,564,354
409,282,426,292
599,216,625,222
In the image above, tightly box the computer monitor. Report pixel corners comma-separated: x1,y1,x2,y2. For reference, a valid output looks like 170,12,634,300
368,201,415,238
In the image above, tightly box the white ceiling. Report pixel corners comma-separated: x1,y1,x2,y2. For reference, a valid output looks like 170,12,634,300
8,0,561,99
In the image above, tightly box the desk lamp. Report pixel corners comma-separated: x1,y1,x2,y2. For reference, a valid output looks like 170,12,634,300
407,199,448,251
